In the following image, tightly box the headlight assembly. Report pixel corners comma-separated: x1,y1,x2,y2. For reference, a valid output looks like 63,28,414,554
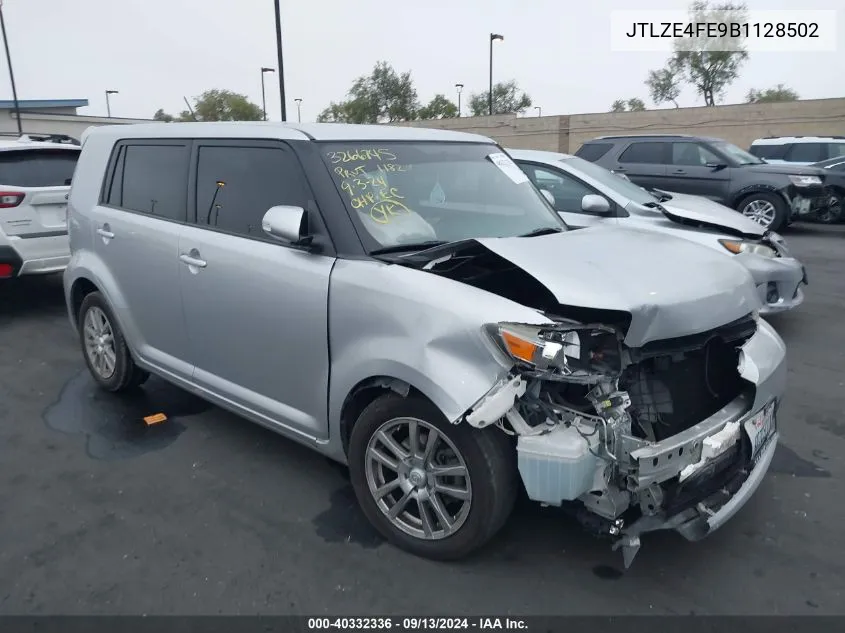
718,239,777,258
788,175,822,187
488,322,623,382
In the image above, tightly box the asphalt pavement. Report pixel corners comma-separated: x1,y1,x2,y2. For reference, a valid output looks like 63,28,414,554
1,224,844,615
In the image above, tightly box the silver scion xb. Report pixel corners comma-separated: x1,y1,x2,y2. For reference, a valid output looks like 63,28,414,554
64,123,785,567
509,149,808,315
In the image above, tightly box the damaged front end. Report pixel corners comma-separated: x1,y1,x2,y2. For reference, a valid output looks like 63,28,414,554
463,311,784,568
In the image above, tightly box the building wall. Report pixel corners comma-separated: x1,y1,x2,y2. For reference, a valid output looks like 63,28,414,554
388,97,845,154
1,111,152,140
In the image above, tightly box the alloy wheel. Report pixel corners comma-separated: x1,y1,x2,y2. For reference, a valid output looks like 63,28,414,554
364,417,472,540
741,199,777,228
83,306,117,380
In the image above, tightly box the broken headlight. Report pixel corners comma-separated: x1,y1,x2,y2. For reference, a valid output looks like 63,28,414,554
718,239,777,258
489,322,624,383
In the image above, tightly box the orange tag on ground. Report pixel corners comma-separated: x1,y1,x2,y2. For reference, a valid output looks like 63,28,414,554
143,413,168,425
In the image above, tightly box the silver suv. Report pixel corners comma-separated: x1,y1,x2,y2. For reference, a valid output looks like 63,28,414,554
64,123,785,567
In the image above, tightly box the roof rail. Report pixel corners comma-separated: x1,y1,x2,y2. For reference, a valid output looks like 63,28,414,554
0,132,81,145
593,133,694,140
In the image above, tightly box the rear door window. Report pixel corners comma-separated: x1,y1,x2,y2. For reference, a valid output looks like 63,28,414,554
0,149,80,187
749,144,787,160
106,142,190,222
784,143,824,163
618,142,667,164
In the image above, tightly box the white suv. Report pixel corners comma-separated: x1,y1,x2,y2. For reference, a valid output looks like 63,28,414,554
749,136,845,165
0,136,80,279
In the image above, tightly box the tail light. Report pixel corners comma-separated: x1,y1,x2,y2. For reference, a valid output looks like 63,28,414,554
0,192,24,208
0,264,14,278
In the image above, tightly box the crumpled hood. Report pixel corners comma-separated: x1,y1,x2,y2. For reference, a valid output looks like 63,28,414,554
658,191,766,238
473,227,762,347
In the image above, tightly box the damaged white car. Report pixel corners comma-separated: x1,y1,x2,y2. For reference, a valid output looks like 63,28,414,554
65,123,786,568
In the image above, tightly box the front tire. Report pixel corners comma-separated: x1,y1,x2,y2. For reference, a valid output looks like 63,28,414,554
77,292,149,392
348,393,518,560
737,192,789,232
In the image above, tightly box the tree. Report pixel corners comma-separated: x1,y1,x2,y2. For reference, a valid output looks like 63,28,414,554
646,66,681,107
192,90,263,121
418,94,458,120
610,98,646,112
468,80,532,116
153,90,262,122
746,84,799,104
317,61,419,123
645,1,749,106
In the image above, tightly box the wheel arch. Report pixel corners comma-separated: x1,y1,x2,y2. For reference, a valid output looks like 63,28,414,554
730,185,788,209
338,375,437,459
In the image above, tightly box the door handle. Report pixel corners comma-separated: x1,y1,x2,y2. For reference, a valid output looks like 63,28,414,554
179,253,207,268
96,227,115,239
613,166,627,172
673,169,687,174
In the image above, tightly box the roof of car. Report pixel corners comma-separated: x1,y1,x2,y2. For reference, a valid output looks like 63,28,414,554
82,122,495,144
506,148,575,161
589,134,723,142
751,136,845,145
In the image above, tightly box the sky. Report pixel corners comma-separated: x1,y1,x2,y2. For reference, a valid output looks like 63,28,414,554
2,0,843,122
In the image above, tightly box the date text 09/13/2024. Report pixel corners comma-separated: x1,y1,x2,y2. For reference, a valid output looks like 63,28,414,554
307,617,528,631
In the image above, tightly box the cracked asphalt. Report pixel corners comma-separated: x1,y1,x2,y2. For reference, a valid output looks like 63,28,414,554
1,224,843,615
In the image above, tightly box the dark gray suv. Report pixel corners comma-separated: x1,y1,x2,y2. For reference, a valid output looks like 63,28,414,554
576,134,829,232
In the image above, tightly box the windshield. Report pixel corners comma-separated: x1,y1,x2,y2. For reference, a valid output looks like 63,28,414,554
560,156,658,206
711,141,764,165
320,142,566,252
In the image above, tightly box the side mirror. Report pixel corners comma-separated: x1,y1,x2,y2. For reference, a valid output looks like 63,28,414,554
581,194,612,215
262,205,312,246
706,163,728,171
540,189,555,205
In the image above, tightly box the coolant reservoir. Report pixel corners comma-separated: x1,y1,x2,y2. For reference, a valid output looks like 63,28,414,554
517,425,599,504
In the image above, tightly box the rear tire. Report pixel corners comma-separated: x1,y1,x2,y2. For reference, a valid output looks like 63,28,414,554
348,392,518,560
77,292,149,392
736,192,789,232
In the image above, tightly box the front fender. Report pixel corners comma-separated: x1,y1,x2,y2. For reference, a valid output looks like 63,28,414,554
327,259,552,441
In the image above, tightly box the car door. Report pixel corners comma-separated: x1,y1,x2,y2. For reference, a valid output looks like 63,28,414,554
178,139,335,440
660,141,731,200
610,141,668,190
518,162,617,229
92,140,193,380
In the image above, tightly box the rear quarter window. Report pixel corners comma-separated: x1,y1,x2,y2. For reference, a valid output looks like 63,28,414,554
0,149,80,187
574,143,613,162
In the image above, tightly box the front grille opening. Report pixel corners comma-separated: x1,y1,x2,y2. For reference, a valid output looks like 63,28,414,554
622,336,746,442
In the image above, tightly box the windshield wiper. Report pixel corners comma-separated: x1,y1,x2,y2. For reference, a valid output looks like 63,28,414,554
369,240,448,255
518,226,564,238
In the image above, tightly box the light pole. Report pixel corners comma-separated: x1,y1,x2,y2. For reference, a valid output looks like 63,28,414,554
260,67,275,121
455,83,463,117
488,33,503,116
273,0,287,121
294,98,302,122
105,90,119,117
0,1,22,136
535,106,541,117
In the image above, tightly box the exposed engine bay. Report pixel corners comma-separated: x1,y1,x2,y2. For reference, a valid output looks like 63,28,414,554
463,313,760,567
